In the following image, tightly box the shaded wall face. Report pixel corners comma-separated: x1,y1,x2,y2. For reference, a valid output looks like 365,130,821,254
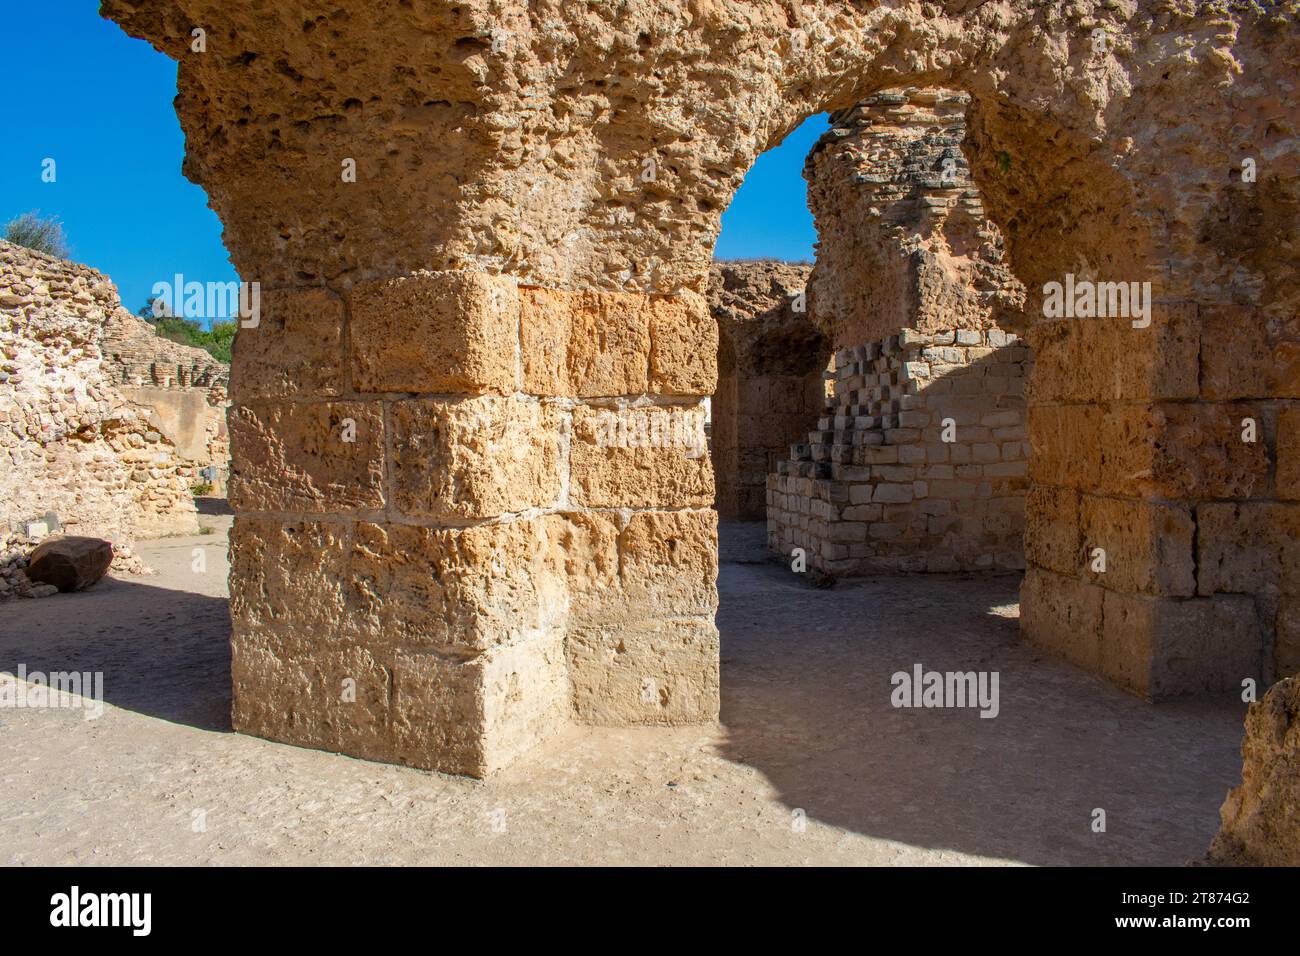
102,0,1300,799
708,262,827,520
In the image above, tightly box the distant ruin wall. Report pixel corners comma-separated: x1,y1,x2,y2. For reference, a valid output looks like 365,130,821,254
708,261,826,520
769,89,1029,574
0,240,204,546
103,309,231,493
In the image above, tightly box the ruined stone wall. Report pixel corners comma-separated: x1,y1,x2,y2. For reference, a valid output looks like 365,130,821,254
769,89,1029,574
0,240,201,550
708,261,826,520
102,310,231,493
102,0,1300,822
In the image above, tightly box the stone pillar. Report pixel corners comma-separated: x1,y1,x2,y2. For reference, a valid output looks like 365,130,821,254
226,275,718,775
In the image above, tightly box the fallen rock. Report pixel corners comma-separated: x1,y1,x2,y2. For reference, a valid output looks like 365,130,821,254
1208,677,1300,865
25,536,114,592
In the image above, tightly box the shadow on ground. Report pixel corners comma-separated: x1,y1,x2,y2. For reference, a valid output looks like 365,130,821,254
715,521,1246,866
0,544,232,733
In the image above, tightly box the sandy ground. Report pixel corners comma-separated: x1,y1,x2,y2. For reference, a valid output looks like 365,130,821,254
0,516,1246,866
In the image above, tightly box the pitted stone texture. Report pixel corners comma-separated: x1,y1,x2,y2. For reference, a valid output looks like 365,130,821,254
230,516,568,776
1021,567,1261,700
390,396,562,520
1210,677,1300,866
1028,403,1269,500
569,403,713,508
519,288,714,397
349,519,567,653
103,2,1300,314
228,401,385,513
1027,307,1199,404
349,271,518,395
1197,503,1300,676
230,288,343,399
568,618,720,726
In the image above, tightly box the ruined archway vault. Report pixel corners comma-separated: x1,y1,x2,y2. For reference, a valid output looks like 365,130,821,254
103,0,1300,776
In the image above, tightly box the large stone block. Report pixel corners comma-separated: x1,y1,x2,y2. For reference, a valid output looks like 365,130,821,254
348,519,567,653
568,617,720,725
568,403,713,507
349,270,518,394
231,641,394,759
1079,495,1195,597
390,395,562,520
1027,305,1199,403
1201,305,1300,401
1020,565,1104,674
1198,502,1300,675
520,288,650,396
618,509,718,617
648,291,718,395
1023,485,1080,576
1100,591,1263,699
1028,402,1267,498
229,517,351,649
228,401,385,513
230,288,344,400
390,632,569,776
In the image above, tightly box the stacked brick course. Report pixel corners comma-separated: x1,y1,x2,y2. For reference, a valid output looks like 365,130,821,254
771,326,1028,573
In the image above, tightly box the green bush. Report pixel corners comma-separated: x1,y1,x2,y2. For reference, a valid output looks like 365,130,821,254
137,301,235,364
3,211,69,258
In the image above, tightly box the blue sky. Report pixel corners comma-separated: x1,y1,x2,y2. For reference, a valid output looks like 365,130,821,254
2,2,820,319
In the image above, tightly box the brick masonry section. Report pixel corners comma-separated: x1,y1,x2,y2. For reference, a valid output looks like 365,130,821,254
769,327,1028,573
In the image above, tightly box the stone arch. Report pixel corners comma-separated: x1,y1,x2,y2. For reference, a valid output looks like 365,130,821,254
101,2,1300,786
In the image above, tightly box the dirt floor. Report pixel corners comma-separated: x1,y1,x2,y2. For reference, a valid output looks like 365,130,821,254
0,515,1246,866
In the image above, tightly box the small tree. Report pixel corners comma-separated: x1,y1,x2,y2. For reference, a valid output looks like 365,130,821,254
3,211,70,259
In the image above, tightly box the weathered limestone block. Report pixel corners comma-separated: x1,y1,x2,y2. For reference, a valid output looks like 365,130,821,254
26,536,114,592
569,404,713,508
1210,677,1300,866
230,289,343,399
1028,403,1268,499
1201,305,1300,401
229,518,351,650
647,291,717,395
349,271,519,395
568,618,720,726
1020,566,1105,674
520,288,650,397
391,632,569,776
228,401,385,513
1078,496,1195,598
1023,485,1080,576
232,641,394,758
230,516,569,776
349,519,566,653
1027,306,1199,403
1198,502,1300,675
1100,591,1262,699
390,396,562,519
